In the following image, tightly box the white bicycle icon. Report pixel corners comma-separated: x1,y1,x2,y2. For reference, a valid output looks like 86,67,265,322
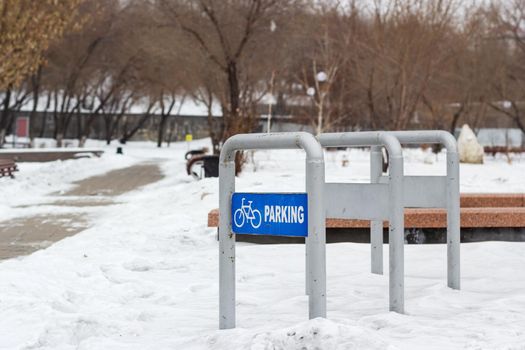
234,198,262,229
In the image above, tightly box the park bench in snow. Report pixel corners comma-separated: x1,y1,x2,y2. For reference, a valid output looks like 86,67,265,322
0,159,18,178
185,148,219,180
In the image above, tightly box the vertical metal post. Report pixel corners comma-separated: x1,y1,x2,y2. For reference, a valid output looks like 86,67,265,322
370,146,383,275
389,131,460,291
219,158,236,329
388,152,404,313
447,147,461,290
305,241,311,294
305,156,311,295
306,155,327,319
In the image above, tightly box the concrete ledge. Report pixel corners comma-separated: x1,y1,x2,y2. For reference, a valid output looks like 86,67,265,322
208,207,525,229
228,227,525,244
460,193,525,208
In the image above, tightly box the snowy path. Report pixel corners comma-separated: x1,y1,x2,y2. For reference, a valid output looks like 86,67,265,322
0,162,163,260
0,141,523,349
61,162,163,197
0,214,88,260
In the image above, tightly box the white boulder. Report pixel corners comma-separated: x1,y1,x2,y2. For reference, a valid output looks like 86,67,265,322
423,154,435,164
458,124,484,164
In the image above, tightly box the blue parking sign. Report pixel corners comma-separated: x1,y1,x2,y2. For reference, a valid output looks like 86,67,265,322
231,193,308,237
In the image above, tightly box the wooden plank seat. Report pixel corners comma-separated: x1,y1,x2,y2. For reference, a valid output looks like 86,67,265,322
0,159,18,178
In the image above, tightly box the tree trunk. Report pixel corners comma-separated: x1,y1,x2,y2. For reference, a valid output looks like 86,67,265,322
104,115,112,145
207,112,221,154
0,87,12,148
120,117,129,144
224,61,242,141
109,115,122,145
120,112,151,144
228,62,240,117
39,111,48,138
449,100,466,136
157,115,168,148
29,67,42,147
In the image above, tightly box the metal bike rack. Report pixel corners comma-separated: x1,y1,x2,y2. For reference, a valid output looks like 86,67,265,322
317,132,405,313
370,130,460,290
217,130,460,329
218,132,326,329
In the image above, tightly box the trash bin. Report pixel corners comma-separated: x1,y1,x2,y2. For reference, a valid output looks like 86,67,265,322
202,155,219,177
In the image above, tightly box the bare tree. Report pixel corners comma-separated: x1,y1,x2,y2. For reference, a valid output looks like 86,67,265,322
487,0,525,133
156,0,295,144
352,0,461,130
289,1,357,134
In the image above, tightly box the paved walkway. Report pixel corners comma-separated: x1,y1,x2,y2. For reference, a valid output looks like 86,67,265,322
62,163,163,197
0,214,87,259
0,162,163,260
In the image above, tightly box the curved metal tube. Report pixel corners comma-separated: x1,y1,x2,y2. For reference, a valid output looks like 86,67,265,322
318,131,402,156
219,132,326,329
318,131,405,313
388,130,457,153
220,132,324,162
379,130,460,290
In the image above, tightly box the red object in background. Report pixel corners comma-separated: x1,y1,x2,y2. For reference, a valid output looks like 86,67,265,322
16,117,29,138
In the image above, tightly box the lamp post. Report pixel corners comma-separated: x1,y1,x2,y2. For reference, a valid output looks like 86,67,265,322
267,70,276,133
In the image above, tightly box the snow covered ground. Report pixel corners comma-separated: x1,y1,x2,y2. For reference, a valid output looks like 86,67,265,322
0,139,524,349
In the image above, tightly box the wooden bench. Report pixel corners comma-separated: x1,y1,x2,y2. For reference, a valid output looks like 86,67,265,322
0,149,104,162
207,193,525,243
0,159,18,178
